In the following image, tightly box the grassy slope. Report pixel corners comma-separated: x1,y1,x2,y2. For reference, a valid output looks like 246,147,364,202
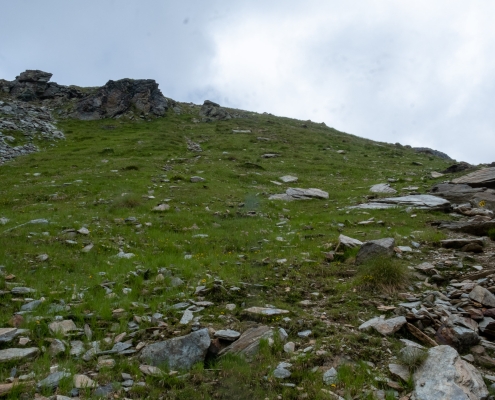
0,104,460,399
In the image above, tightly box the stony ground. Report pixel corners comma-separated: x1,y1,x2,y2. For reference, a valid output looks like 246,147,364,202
1,89,495,399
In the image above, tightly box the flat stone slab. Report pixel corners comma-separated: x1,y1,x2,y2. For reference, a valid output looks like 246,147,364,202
0,347,39,363
279,175,298,183
438,219,495,236
452,167,495,188
214,329,241,341
348,202,397,210
373,195,451,210
270,188,328,200
244,307,289,316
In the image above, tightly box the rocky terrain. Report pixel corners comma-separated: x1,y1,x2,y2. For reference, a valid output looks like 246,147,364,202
1,70,495,399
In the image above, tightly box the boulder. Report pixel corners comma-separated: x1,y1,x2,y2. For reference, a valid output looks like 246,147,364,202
412,345,488,400
442,162,473,174
438,219,495,236
269,188,329,201
440,238,485,249
139,328,210,370
355,237,395,264
0,347,39,363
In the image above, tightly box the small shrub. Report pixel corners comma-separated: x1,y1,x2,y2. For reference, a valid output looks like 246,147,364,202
357,256,410,291
111,193,143,209
488,228,495,241
397,346,427,371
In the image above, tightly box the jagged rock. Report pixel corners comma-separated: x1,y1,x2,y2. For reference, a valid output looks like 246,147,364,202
139,328,210,370
358,316,406,336
199,100,232,122
452,167,495,188
412,345,488,400
355,237,395,264
435,324,480,350
370,183,397,194
0,347,39,363
442,162,473,174
73,374,97,389
323,367,338,385
430,183,495,211
218,325,273,358
72,78,169,120
469,286,495,308
48,339,66,356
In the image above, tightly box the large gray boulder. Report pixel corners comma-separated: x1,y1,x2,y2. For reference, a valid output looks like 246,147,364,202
452,167,495,188
139,328,210,370
355,237,395,264
412,345,488,400
469,286,495,308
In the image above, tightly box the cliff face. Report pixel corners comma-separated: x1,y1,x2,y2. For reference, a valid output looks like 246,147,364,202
0,69,170,120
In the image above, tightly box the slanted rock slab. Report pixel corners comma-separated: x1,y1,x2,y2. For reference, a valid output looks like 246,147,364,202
139,328,210,370
218,325,273,358
370,183,397,194
412,345,488,400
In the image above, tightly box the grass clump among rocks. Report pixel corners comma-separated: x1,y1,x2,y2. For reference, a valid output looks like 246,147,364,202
357,256,410,291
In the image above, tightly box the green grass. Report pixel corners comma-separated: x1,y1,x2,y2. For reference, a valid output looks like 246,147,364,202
0,101,462,399
357,256,410,291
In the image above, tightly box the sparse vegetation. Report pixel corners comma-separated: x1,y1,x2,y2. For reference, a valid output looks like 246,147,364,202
357,256,410,291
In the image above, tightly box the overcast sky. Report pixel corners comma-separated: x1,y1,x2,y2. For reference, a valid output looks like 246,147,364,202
1,1,494,164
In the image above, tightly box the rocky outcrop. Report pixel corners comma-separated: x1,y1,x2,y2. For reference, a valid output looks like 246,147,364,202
199,100,233,122
0,99,65,164
452,167,495,188
71,78,169,120
413,147,452,160
1,70,170,120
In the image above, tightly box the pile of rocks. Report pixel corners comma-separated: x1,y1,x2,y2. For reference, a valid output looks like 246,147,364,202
0,99,65,164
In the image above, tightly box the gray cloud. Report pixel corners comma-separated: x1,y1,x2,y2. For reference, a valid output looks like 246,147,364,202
1,0,494,163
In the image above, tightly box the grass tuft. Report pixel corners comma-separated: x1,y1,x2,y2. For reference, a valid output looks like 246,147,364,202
356,255,410,291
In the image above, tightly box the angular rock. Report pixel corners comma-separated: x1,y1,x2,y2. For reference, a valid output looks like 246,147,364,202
139,328,210,370
49,320,78,335
355,237,395,264
337,234,363,249
37,371,71,391
438,219,495,236
359,316,406,336
323,367,338,385
244,307,289,316
199,100,233,122
48,339,66,356
412,345,488,400
389,363,410,382
218,325,273,358
73,374,97,389
441,238,485,249
469,286,495,308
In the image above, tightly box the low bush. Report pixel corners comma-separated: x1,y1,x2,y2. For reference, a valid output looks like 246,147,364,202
356,255,410,291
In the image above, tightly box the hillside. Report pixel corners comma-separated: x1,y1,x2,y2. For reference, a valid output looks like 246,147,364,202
1,71,495,399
